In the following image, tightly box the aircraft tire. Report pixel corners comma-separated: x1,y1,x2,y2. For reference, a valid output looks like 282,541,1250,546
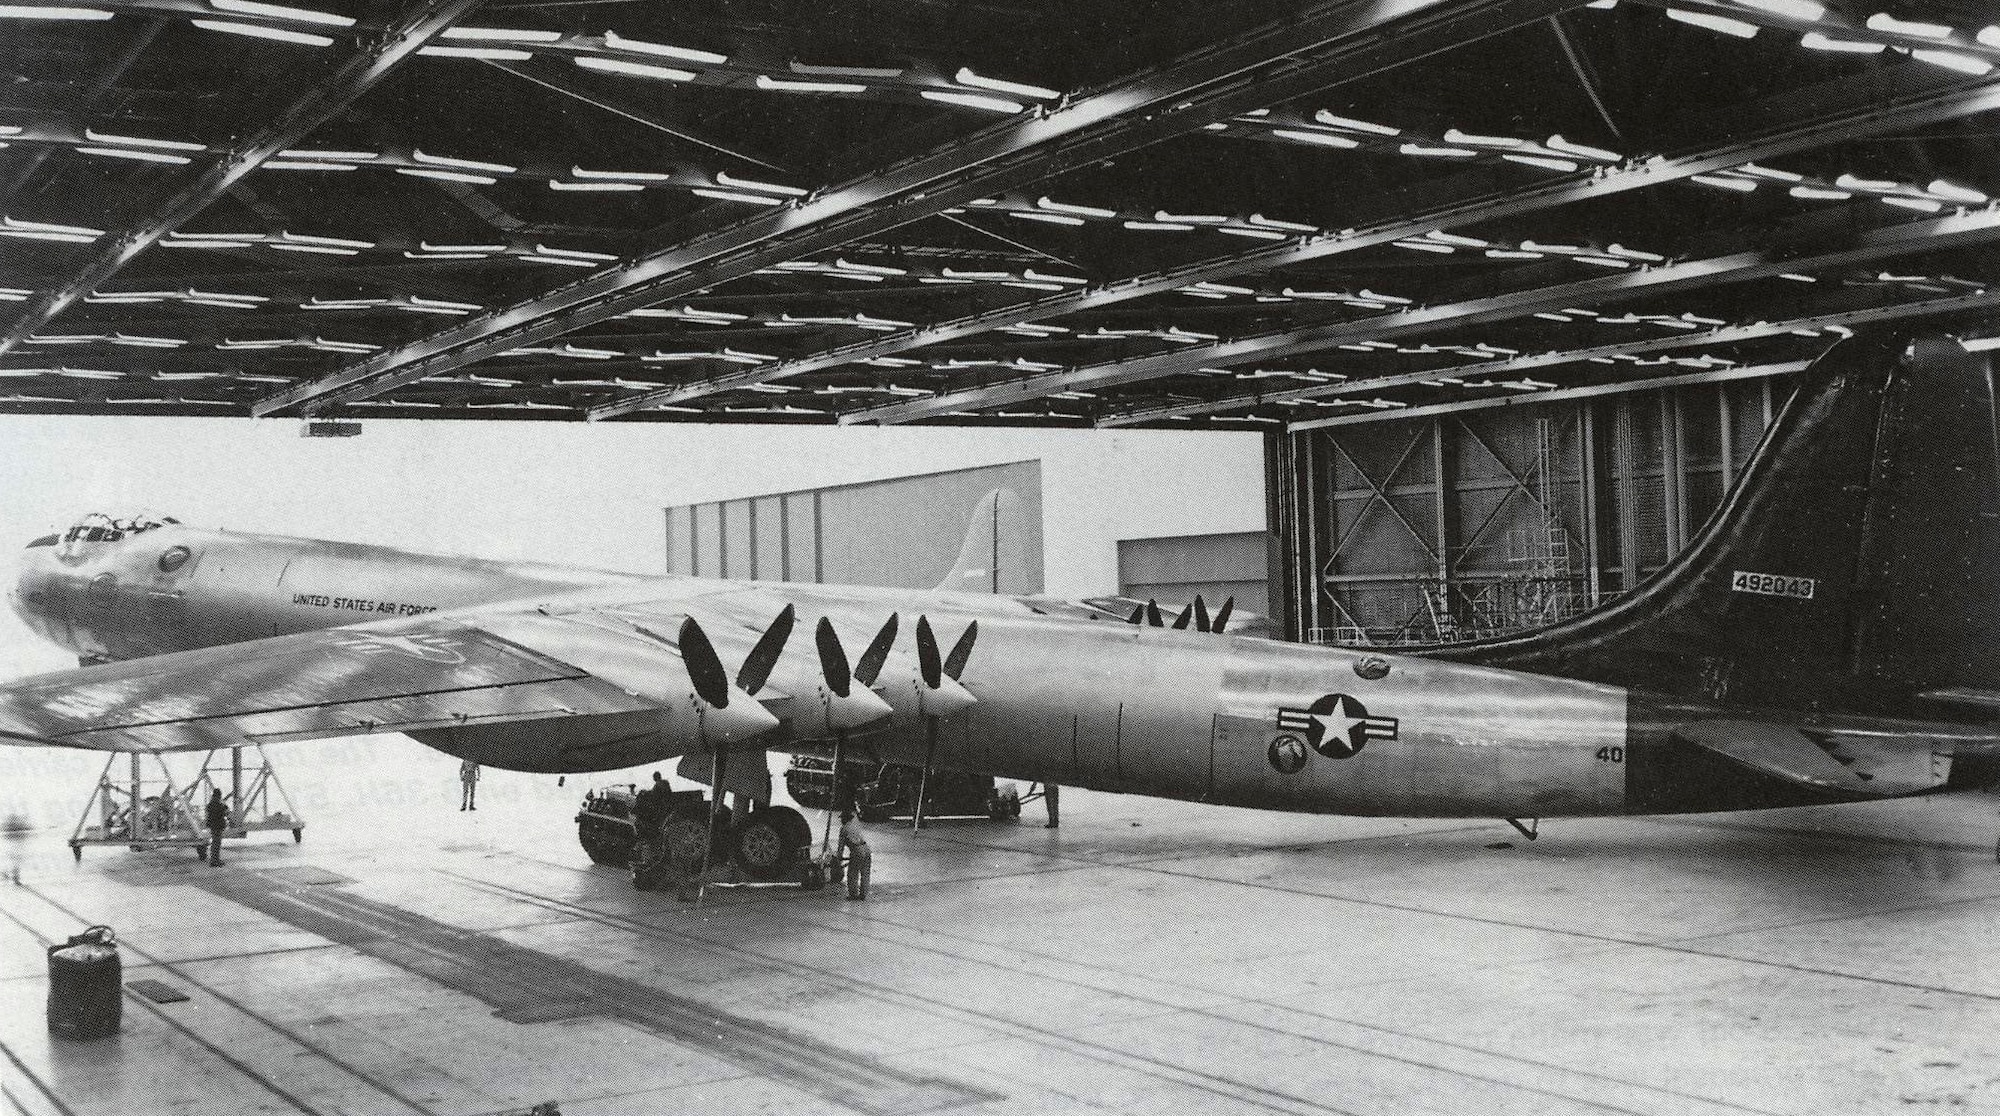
661,812,710,868
732,809,801,881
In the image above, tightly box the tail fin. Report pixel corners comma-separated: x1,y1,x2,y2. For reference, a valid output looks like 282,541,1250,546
935,488,1028,594
1440,334,2000,716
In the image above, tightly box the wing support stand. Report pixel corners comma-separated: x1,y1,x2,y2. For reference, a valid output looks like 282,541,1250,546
186,745,305,846
1504,817,1539,841
69,752,201,860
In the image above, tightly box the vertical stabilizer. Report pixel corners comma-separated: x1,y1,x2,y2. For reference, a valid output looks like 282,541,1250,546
936,488,1028,593
1438,334,2000,718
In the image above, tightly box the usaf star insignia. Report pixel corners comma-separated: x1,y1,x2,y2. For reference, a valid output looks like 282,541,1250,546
1276,692,1399,759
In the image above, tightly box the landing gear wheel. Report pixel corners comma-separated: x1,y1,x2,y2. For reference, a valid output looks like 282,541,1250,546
661,811,711,869
732,809,803,881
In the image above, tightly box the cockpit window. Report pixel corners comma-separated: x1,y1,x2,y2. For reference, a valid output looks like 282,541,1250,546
25,534,57,549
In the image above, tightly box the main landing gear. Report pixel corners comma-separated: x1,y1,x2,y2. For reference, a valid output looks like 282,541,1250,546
581,788,819,891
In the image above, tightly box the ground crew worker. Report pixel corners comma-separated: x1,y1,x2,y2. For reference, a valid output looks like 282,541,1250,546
459,759,480,811
204,789,227,867
838,809,870,900
631,772,668,871
1044,783,1060,829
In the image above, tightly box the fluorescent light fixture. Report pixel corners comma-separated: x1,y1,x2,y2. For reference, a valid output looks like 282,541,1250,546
1882,196,1944,212
1865,12,1951,38
5,216,104,236
282,230,372,248
954,67,1059,100
833,258,907,275
602,31,725,63
1393,239,1456,253
76,146,192,164
1778,272,1815,281
189,19,333,45
1606,243,1665,261
266,242,356,255
1023,269,1085,285
1789,184,1852,199
691,187,784,205
409,295,481,311
534,244,615,261
1667,8,1758,35
1833,172,1898,191
1271,128,1360,148
1036,196,1112,218
1312,110,1399,136
420,45,533,60
442,25,560,41
1425,230,1488,247
922,90,1024,113
1400,143,1477,157
1689,174,1755,192
788,60,903,78
0,229,93,243
1443,128,1523,148
1927,179,1988,204
1008,210,1085,226
572,166,670,182
1982,26,2000,48
1545,135,1620,161
755,75,865,93
413,149,515,174
1248,214,1316,232
208,0,353,26
304,297,386,308
406,250,486,259
1799,31,1884,52
1124,219,1193,230
576,56,695,81
263,160,357,170
0,5,112,18
279,148,378,160
715,172,805,196
398,167,493,185
1913,50,1991,75
1576,256,1633,268
422,241,505,253
1504,153,1580,172
84,129,204,151
550,180,642,191
1734,0,1823,18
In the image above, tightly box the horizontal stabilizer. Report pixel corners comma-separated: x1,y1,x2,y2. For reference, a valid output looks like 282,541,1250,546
1671,717,2000,797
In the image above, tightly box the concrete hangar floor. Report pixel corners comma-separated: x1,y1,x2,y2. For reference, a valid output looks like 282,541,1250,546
3,739,2000,1116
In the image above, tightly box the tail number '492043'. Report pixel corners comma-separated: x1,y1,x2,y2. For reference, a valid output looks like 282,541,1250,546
1731,570,1815,600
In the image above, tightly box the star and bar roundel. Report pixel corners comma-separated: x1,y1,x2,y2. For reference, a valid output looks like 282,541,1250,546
1271,693,1399,770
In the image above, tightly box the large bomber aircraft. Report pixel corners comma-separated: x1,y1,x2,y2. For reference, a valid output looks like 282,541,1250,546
4,333,1999,872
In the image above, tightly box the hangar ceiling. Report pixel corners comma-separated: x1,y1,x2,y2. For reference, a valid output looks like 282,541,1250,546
2,0,1999,428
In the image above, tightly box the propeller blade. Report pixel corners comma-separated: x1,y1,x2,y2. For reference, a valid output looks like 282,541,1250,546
1212,597,1234,634
915,616,943,689
1171,603,1193,630
853,614,900,687
677,616,731,709
814,617,851,699
943,620,978,680
735,604,795,696
1126,604,1145,625
1145,599,1163,627
1193,595,1210,633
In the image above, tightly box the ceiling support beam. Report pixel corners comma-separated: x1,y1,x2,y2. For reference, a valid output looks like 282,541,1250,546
1287,359,1812,431
0,0,485,358
1096,287,2000,425
843,205,2000,424
591,68,2000,420
253,0,1583,417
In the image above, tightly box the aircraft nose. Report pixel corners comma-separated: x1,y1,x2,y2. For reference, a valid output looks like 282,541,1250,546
9,533,59,626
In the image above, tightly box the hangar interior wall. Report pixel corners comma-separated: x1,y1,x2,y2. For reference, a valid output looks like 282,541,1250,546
1118,532,1270,617
664,460,1044,593
1270,377,1784,646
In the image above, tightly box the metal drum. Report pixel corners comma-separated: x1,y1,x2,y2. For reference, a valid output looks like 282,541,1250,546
46,925,120,1039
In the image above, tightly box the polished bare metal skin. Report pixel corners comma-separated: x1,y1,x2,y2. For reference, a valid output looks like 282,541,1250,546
5,335,1999,823
9,517,1633,817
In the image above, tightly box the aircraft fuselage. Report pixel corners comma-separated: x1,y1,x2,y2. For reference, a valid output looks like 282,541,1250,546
5,520,1840,819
